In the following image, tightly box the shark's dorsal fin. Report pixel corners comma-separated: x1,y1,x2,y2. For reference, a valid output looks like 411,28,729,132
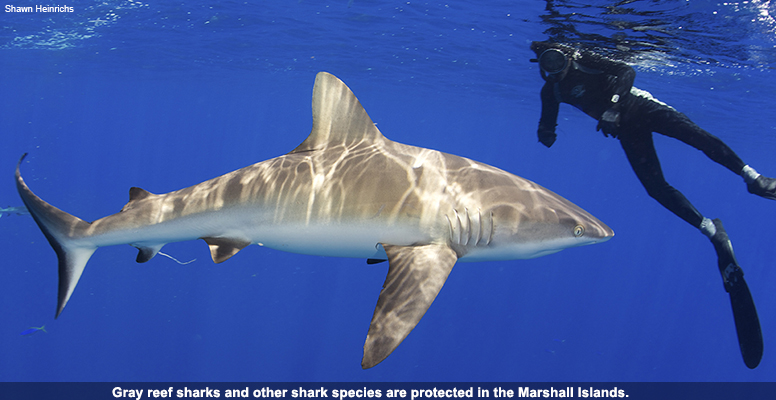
290,72,386,154
361,243,459,369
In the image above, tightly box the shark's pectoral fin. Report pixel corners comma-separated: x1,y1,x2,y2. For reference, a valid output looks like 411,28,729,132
362,243,459,369
201,237,251,264
133,244,165,263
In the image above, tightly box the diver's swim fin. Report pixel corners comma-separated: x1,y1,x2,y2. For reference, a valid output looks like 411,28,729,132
725,267,763,369
711,218,763,369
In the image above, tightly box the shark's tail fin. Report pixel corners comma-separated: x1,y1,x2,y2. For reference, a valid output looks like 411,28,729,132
15,154,96,318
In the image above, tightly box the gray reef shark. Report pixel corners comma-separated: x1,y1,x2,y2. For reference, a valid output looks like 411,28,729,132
16,72,613,368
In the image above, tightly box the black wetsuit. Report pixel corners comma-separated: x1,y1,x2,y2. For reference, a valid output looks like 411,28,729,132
533,45,765,369
537,50,745,228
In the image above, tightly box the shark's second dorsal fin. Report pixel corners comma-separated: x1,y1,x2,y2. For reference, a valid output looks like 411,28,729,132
129,187,153,201
122,187,156,212
290,72,386,154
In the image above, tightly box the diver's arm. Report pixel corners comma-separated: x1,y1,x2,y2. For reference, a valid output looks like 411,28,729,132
538,82,560,148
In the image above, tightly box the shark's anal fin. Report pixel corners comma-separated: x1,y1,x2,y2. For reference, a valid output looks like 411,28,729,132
362,243,459,369
134,244,165,263
201,237,251,264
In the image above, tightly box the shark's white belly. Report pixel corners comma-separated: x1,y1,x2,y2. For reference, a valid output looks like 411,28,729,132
247,223,427,259
80,201,590,263
81,206,436,260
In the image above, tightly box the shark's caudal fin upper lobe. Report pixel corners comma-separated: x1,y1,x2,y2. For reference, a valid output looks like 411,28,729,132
15,153,95,318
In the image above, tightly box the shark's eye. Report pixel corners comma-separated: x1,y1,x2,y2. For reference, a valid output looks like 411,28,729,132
573,224,585,237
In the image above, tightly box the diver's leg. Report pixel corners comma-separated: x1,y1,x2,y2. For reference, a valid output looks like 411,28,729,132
620,130,762,368
618,129,703,227
741,166,776,200
654,108,776,200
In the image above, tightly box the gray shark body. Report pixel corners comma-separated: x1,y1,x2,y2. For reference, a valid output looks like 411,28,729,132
16,72,613,368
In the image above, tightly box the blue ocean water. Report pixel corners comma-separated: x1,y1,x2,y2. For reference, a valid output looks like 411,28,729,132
1,0,775,382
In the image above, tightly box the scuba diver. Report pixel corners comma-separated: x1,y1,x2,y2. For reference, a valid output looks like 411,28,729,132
530,40,772,369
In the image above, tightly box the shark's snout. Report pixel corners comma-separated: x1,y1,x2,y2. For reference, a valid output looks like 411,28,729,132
581,216,614,243
552,207,614,249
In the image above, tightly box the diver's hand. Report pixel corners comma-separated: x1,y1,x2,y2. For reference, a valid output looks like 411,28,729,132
538,125,557,148
596,109,621,138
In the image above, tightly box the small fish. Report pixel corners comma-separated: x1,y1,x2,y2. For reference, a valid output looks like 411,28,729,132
20,325,47,336
0,205,30,218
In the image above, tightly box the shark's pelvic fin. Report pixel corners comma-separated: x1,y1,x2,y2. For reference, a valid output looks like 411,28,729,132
362,243,459,369
15,153,96,318
291,72,386,154
201,237,252,264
